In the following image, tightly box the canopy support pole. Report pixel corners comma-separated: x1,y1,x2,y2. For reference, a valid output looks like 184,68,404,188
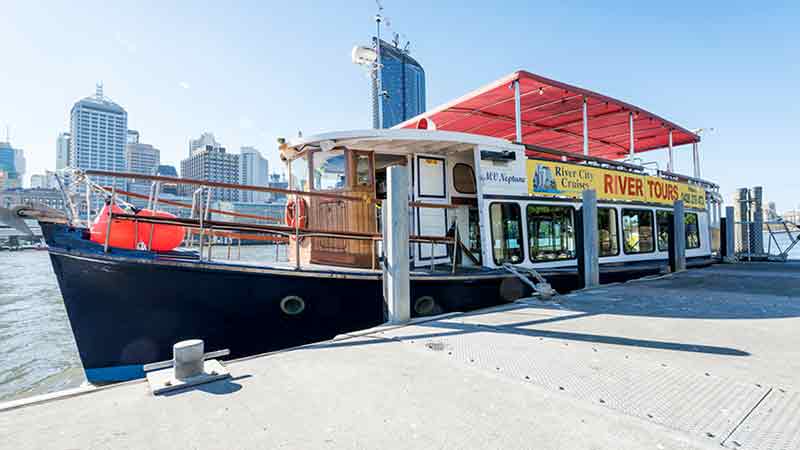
582,96,589,156
513,80,522,143
628,112,635,158
692,142,701,178
667,130,674,172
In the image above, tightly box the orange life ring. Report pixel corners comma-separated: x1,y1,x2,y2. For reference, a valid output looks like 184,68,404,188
285,197,307,229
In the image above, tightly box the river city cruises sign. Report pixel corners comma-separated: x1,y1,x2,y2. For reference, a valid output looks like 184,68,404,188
527,159,706,210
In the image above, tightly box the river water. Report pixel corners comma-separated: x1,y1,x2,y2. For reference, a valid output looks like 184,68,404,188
0,245,286,403
1,237,798,402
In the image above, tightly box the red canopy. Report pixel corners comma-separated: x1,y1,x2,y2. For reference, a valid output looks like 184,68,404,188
395,71,699,159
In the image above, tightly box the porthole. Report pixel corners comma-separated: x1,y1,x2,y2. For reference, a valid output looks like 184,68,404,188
414,296,437,316
280,295,306,316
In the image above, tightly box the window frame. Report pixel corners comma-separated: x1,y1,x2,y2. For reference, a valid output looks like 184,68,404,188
452,163,477,195
310,149,347,192
488,201,524,266
526,204,576,263
656,210,673,252
621,208,656,255
597,207,620,257
685,212,701,250
656,210,702,251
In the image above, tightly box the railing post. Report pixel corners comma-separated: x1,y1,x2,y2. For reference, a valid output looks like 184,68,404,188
669,200,686,273
384,165,410,323
723,206,736,262
451,217,459,274
576,189,599,288
294,194,301,270
103,187,115,253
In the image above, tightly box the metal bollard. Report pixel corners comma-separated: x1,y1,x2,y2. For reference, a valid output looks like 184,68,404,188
173,339,204,380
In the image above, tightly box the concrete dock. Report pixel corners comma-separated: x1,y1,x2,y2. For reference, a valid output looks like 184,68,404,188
2,262,800,449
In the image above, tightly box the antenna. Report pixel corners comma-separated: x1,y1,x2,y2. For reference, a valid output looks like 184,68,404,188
95,81,104,98
4,124,9,142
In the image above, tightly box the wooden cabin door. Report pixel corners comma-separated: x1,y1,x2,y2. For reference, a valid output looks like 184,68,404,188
308,149,376,268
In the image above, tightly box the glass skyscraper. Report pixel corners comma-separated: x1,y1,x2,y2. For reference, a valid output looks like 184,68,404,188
0,141,25,190
372,39,426,129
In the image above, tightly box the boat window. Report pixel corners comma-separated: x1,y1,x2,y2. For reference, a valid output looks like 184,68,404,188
527,205,575,261
468,207,482,264
289,156,308,191
622,209,655,254
598,208,619,257
354,153,372,187
453,163,476,194
489,202,523,265
657,210,672,252
313,150,346,191
656,211,702,250
686,212,701,249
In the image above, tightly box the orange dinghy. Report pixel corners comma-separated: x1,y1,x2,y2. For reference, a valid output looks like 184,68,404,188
90,204,185,252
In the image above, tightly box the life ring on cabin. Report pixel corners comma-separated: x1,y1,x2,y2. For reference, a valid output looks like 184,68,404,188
285,197,308,229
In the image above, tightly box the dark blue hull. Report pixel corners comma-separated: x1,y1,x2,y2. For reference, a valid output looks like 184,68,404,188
41,222,713,382
41,223,531,382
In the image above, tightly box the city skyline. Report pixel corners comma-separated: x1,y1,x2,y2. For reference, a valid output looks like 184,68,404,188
1,2,799,209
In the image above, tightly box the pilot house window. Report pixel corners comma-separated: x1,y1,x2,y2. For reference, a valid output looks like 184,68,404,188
313,150,346,191
453,163,476,194
622,209,654,254
527,205,575,261
490,202,523,265
354,153,372,187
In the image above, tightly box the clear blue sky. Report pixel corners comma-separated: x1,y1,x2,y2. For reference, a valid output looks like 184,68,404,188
1,1,798,210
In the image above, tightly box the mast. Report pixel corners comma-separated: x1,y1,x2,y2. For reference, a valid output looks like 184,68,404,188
374,1,384,129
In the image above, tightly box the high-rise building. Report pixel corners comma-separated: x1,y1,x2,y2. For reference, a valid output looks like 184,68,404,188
56,132,71,170
0,141,25,189
372,38,426,129
180,135,239,201
126,130,140,144
189,132,220,156
125,136,160,175
30,171,57,189
268,173,288,203
239,146,269,203
69,83,128,189
124,132,161,201
157,165,179,196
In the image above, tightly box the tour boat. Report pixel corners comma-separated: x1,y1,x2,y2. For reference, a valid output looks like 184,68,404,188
5,71,721,383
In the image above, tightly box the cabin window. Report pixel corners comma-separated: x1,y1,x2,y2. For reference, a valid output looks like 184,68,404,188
622,209,655,254
527,205,575,261
657,210,672,252
289,156,308,191
468,207,482,264
354,153,373,187
656,211,701,251
685,212,701,249
598,208,619,257
489,202,523,265
453,163,476,194
313,150,346,191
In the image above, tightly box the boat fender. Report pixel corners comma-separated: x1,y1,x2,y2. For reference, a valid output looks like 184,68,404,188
285,197,308,229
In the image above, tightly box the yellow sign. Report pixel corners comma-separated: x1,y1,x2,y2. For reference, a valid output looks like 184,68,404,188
527,159,706,210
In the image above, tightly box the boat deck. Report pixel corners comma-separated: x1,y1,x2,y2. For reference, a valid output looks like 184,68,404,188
3,262,799,449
